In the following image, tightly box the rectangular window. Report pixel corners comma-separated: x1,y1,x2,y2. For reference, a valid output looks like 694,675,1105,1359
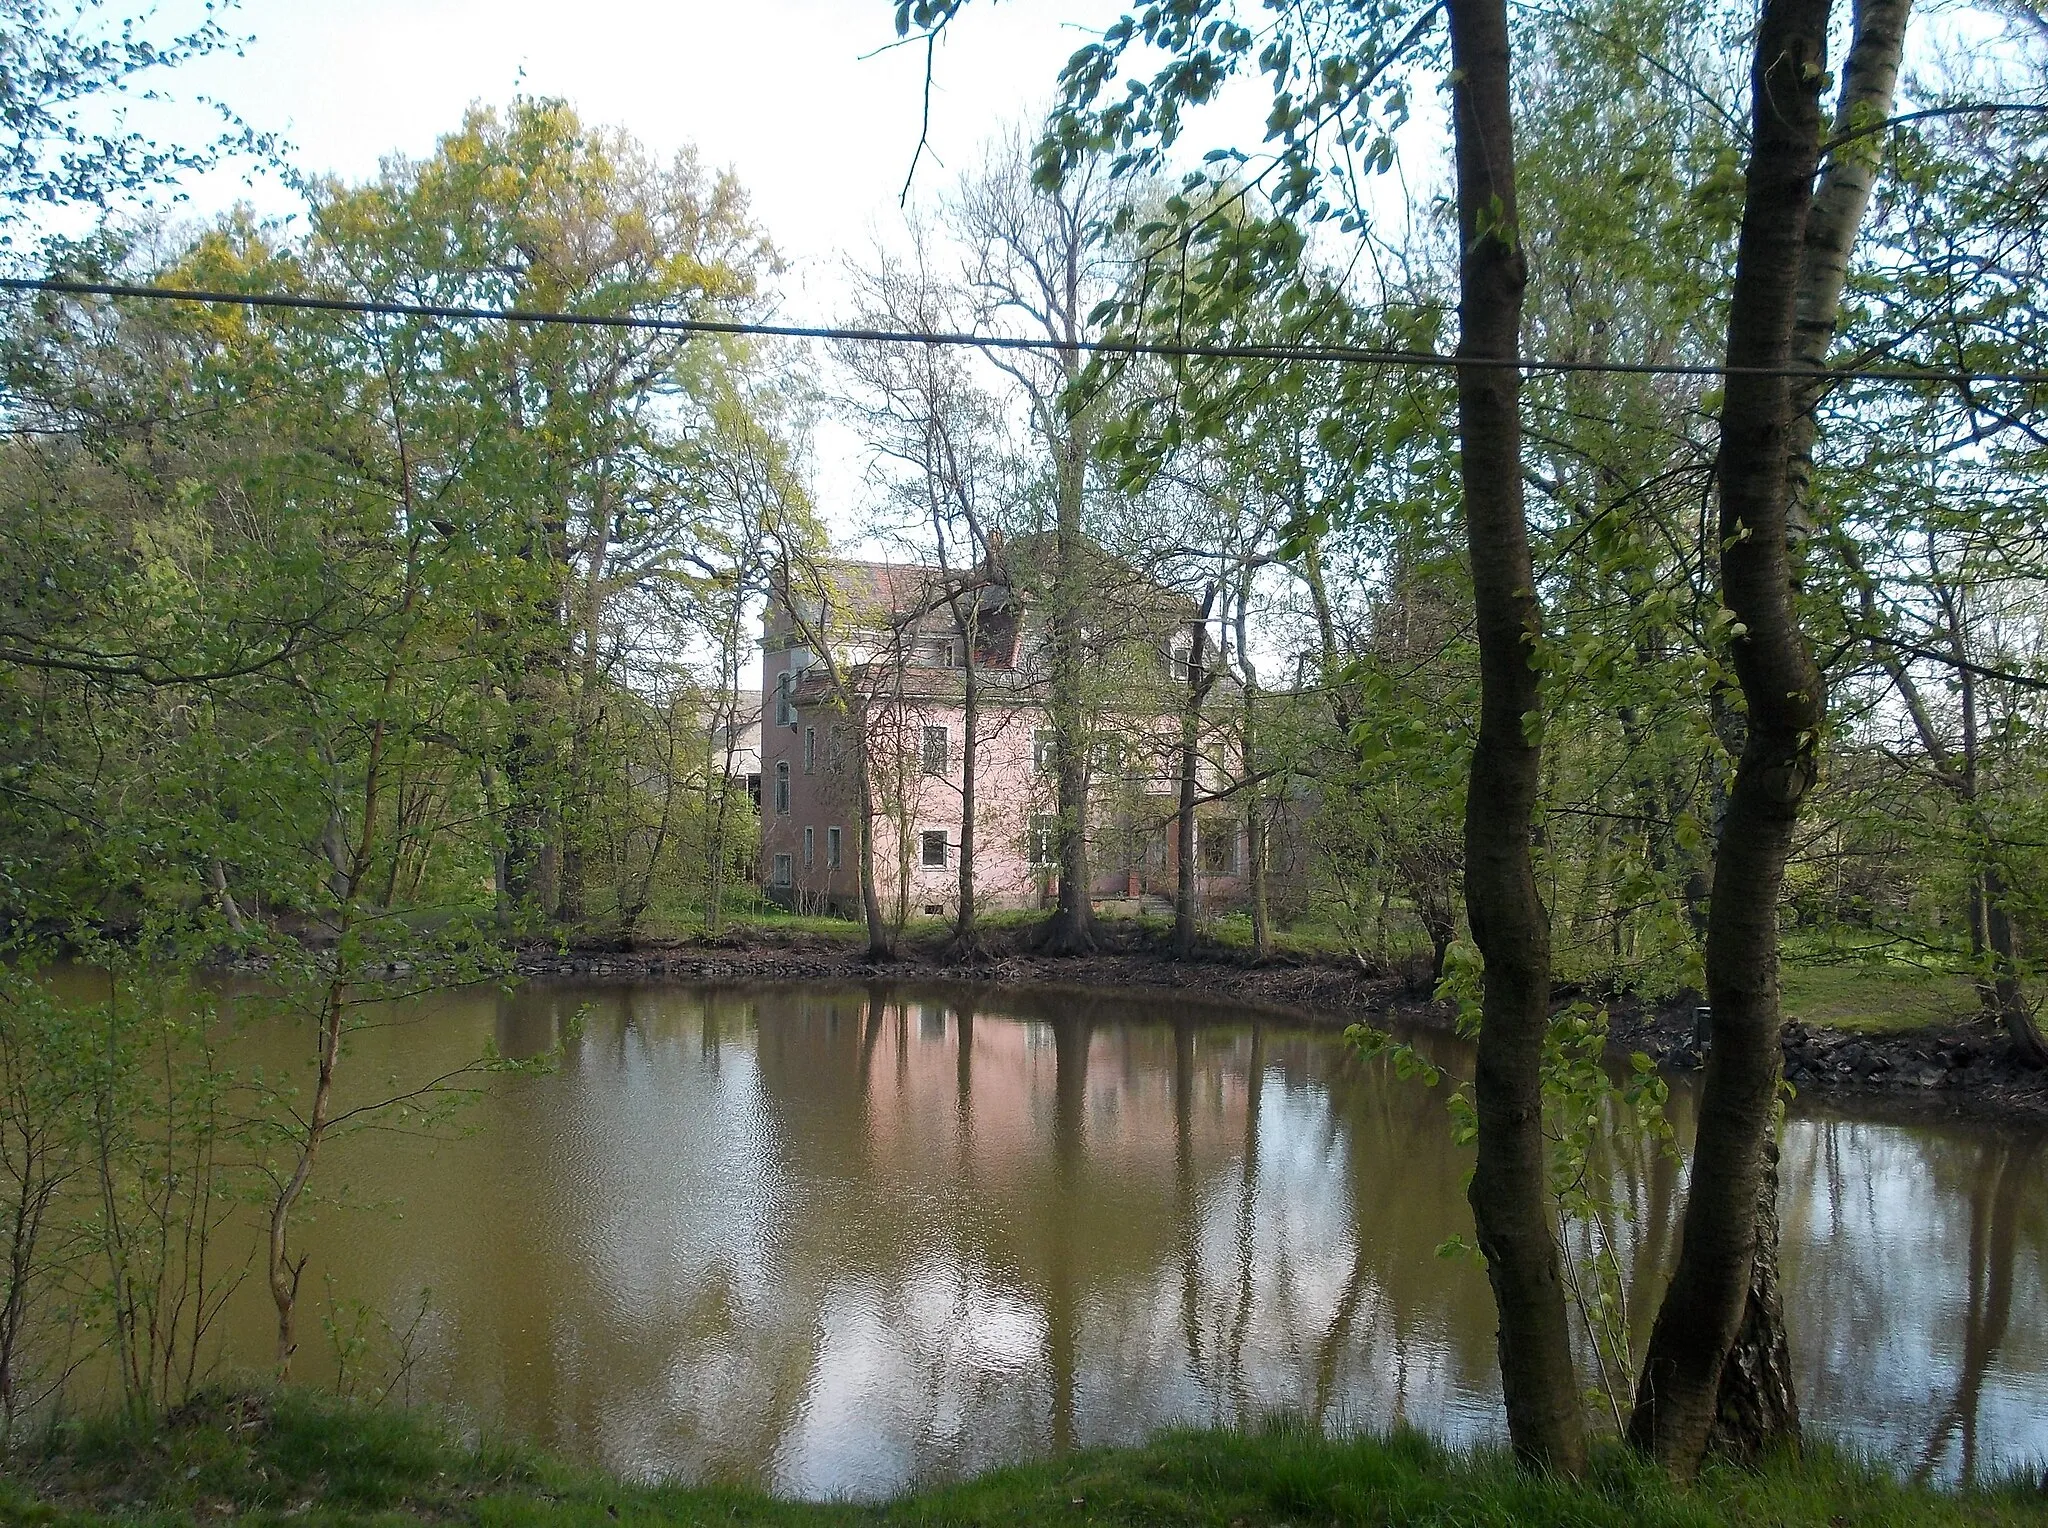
776,670,794,727
827,826,842,869
1200,819,1239,875
803,826,814,868
1033,729,1058,774
774,761,790,815
1170,641,1194,683
922,725,948,776
803,727,816,773
921,830,948,868
772,852,792,887
1091,738,1121,779
1028,816,1055,867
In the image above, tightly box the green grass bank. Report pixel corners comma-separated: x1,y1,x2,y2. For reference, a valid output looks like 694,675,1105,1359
5,1391,2043,1528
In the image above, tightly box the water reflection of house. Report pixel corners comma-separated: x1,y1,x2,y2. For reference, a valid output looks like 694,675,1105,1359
756,546,1255,918
202,984,2048,1494
742,988,1500,1480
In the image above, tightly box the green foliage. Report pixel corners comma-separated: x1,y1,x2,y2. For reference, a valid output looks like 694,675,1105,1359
0,936,250,1429
1351,942,1674,1434
0,0,251,235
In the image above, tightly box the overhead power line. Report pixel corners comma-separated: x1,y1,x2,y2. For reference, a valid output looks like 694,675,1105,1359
4,275,2048,387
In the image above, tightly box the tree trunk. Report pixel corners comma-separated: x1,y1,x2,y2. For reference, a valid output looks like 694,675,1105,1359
1849,547,2045,1061
855,710,895,961
954,606,983,952
502,555,570,922
1174,590,1218,956
1445,0,1586,1476
207,859,248,937
1236,592,1274,961
1947,595,2048,1065
1706,1139,1802,1460
1983,865,2048,1065
1246,806,1272,957
556,525,609,927
1628,0,1833,1476
1785,0,1914,562
1040,416,1098,954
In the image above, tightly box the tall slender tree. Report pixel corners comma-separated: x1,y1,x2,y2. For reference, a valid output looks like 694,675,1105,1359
1627,0,1836,1476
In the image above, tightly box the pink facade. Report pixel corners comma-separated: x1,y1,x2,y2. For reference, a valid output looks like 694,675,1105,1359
756,560,1250,920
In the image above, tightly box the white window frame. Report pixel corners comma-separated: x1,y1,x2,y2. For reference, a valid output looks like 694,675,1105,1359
1028,816,1055,867
827,826,842,869
1033,728,1058,774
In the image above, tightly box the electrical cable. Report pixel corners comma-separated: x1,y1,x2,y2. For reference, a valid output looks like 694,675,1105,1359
4,275,2047,387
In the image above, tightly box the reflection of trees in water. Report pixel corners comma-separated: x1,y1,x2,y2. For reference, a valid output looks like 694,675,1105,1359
1049,1015,1089,1452
1776,1113,2048,1483
1915,1133,2043,1484
738,991,1500,1478
1226,1023,1264,1417
235,981,2048,1492
1173,1020,1203,1387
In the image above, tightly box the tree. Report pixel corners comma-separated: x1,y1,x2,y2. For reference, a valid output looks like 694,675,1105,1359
1626,0,1836,1474
1440,0,1589,1472
0,0,243,241
309,99,778,925
949,133,1125,953
895,0,1590,1463
839,225,1020,953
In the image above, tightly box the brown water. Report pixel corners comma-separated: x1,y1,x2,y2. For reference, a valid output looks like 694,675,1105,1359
181,981,2047,1496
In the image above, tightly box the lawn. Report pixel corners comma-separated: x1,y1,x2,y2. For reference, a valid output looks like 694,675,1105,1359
1779,951,1980,1033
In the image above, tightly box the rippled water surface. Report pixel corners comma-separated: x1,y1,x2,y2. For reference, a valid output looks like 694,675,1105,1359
190,981,2046,1496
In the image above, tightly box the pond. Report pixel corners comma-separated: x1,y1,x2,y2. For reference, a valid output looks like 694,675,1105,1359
183,980,2047,1497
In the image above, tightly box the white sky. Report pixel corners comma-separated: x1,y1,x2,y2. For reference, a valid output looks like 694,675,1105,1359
161,0,1137,312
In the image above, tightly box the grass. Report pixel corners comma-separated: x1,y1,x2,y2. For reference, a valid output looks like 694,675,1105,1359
1780,951,1980,1034
5,1390,2044,1528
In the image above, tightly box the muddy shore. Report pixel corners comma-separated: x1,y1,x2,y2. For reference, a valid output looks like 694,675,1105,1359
512,927,2048,1124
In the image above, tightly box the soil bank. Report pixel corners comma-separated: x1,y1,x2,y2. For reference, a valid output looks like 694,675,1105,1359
511,926,2048,1124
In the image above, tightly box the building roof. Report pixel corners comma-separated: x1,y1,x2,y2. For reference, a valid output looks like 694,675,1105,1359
774,535,1194,636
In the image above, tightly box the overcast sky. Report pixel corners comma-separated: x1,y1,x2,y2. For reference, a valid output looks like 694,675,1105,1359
160,0,1144,312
